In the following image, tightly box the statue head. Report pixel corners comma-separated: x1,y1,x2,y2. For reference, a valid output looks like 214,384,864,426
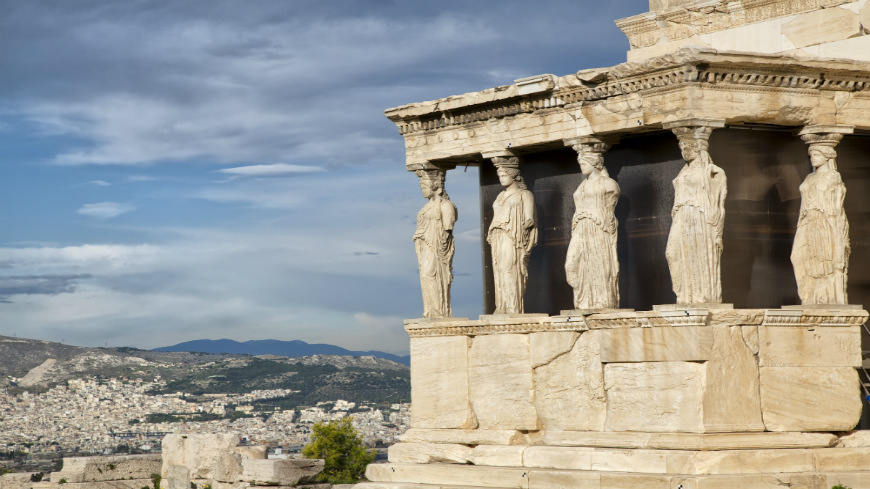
573,143,609,177
492,156,527,190
672,126,712,164
416,169,447,199
808,144,838,170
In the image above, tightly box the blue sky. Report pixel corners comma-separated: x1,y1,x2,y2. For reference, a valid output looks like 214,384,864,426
0,0,648,354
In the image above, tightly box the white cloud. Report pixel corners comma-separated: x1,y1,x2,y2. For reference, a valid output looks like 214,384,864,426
76,202,137,219
218,163,325,177
88,180,111,186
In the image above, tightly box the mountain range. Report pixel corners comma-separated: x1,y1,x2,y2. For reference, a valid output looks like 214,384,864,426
153,339,410,366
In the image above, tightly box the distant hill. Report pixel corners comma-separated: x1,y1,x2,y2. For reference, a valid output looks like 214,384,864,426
153,339,410,366
0,335,409,407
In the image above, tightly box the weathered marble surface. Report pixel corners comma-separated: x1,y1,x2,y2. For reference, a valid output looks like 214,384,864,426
413,169,457,318
665,121,727,305
533,331,606,431
486,156,537,314
619,0,870,62
468,334,537,430
792,128,852,305
409,336,473,429
760,366,862,432
565,141,620,310
401,310,865,434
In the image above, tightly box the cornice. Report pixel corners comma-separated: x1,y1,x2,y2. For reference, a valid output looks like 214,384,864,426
385,49,870,138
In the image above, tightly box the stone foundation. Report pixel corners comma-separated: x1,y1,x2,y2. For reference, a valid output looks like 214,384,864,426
357,309,870,488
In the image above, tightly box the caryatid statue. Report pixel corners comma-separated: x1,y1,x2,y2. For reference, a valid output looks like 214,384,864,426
565,141,621,310
487,156,537,314
413,168,457,318
665,123,727,304
791,127,853,305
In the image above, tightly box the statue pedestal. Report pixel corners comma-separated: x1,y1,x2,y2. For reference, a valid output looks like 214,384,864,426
357,308,870,488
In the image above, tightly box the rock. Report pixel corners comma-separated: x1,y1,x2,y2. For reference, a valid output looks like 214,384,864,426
0,473,39,489
165,464,190,489
240,458,324,485
53,454,162,483
233,445,267,460
837,430,870,447
161,433,239,480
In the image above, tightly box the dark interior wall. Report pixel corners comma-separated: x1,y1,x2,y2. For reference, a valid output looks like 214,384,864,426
478,128,870,315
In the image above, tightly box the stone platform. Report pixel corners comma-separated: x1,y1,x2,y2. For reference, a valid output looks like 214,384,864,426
357,308,870,488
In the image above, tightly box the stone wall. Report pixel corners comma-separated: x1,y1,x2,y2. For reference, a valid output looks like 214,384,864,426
408,308,865,434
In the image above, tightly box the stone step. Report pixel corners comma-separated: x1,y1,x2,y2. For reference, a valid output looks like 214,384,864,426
355,483,516,489
387,443,870,475
363,463,870,489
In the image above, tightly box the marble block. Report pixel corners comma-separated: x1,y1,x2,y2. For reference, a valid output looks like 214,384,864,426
598,326,713,362
604,362,705,432
410,336,474,429
468,334,537,430
533,331,606,431
760,366,862,432
758,326,861,367
701,326,764,432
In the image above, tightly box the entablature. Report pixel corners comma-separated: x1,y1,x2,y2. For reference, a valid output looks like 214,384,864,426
385,48,870,168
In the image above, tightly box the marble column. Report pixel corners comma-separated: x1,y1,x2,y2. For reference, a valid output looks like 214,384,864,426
563,137,621,311
791,125,854,305
662,119,727,305
482,151,537,314
411,164,457,319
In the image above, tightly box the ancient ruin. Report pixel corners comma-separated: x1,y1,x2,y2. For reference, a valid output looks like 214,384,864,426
372,0,870,487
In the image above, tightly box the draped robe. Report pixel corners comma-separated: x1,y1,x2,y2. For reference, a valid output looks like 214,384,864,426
565,175,620,309
665,155,727,304
413,198,457,318
791,168,850,304
487,187,537,314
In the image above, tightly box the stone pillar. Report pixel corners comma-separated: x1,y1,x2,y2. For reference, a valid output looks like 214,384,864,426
791,125,854,306
481,150,538,315
662,118,727,305
562,137,622,312
410,163,458,319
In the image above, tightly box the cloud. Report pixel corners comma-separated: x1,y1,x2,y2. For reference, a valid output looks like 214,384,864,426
0,274,91,297
218,163,325,177
76,202,137,219
88,180,111,186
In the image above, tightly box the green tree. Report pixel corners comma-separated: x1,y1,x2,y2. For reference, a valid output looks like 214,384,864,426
301,417,376,483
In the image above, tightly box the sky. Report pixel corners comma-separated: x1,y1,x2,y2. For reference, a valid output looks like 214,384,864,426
0,0,649,355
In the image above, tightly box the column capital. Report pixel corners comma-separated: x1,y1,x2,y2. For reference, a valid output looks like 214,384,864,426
406,161,457,172
481,149,520,169
564,136,619,154
798,125,854,147
662,118,726,130
481,149,517,160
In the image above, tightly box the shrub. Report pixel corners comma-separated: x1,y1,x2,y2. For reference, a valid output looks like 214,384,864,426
301,417,376,483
